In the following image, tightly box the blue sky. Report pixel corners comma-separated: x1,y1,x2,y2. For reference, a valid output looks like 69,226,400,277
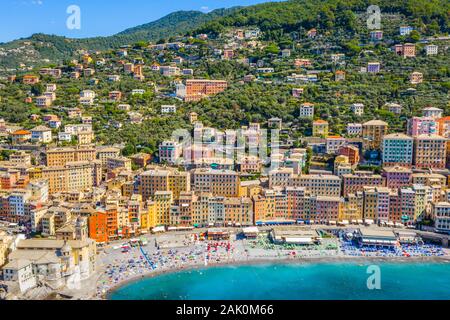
0,0,279,43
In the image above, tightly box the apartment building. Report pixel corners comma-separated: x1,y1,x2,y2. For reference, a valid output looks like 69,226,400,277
407,117,437,136
46,147,96,167
182,79,228,102
362,120,388,150
382,133,414,167
414,134,447,169
139,168,190,201
192,169,240,198
342,172,383,196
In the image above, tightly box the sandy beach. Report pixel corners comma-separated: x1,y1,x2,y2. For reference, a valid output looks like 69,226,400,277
63,230,450,300
104,255,450,299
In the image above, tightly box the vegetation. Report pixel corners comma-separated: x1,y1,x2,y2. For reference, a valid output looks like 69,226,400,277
0,0,448,159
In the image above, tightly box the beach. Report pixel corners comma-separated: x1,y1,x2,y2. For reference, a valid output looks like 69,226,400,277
56,228,450,300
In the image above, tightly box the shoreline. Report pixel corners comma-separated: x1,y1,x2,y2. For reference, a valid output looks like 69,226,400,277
104,254,450,300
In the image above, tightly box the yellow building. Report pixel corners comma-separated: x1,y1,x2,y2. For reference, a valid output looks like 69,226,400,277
96,147,121,166
312,120,329,137
252,190,276,222
77,131,95,145
41,161,96,194
139,168,190,201
46,147,96,167
192,169,240,198
192,193,212,227
224,197,253,226
362,120,388,150
154,191,173,226
342,192,364,221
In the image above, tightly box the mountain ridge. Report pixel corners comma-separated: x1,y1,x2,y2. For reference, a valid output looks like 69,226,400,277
0,0,448,70
0,7,239,69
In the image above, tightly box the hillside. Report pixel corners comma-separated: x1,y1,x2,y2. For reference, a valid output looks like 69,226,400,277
0,8,238,70
1,0,448,70
195,0,449,37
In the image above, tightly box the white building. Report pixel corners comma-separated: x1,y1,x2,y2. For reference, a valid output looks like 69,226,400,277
386,103,402,115
299,103,314,118
132,89,145,95
161,105,177,114
422,107,443,119
269,168,294,188
159,141,183,164
64,124,92,135
245,29,260,39
425,45,439,56
80,90,96,99
326,136,347,154
46,84,57,92
433,202,450,233
8,191,31,218
31,126,52,143
347,123,363,136
58,132,72,142
2,260,37,293
399,26,413,36
351,103,364,116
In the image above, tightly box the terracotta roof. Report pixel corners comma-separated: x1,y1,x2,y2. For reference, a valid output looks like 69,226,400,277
12,130,31,135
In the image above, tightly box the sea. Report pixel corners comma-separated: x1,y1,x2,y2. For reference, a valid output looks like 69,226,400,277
109,262,450,300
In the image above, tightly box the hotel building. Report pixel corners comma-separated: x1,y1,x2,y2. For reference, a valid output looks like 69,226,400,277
382,133,414,167
414,134,447,169
362,120,388,150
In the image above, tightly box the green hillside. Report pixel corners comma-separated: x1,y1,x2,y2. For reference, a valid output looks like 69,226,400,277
0,8,239,70
195,0,449,37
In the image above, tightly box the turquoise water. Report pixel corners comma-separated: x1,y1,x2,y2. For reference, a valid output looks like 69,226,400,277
109,263,450,300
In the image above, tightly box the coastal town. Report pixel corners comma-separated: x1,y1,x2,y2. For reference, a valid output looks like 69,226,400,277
0,0,449,300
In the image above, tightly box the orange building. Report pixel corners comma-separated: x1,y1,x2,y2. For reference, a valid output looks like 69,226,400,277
11,130,32,144
88,211,108,243
106,206,119,241
184,79,228,102
338,145,360,166
437,117,450,138
22,75,40,85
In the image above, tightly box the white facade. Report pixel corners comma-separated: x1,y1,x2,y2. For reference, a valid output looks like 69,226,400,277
31,127,52,143
8,191,31,217
425,45,438,55
2,260,37,293
58,132,72,142
422,107,443,119
350,103,364,116
434,202,450,233
347,123,363,136
299,104,314,118
161,105,177,114
326,137,347,154
159,141,182,164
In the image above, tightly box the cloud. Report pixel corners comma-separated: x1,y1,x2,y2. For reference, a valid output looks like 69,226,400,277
31,0,43,5
200,6,211,13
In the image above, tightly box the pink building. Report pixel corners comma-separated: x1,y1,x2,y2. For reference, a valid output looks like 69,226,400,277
313,196,342,223
383,167,412,189
407,117,437,136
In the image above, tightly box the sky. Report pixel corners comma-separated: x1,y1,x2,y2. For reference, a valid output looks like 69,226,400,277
0,0,280,43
